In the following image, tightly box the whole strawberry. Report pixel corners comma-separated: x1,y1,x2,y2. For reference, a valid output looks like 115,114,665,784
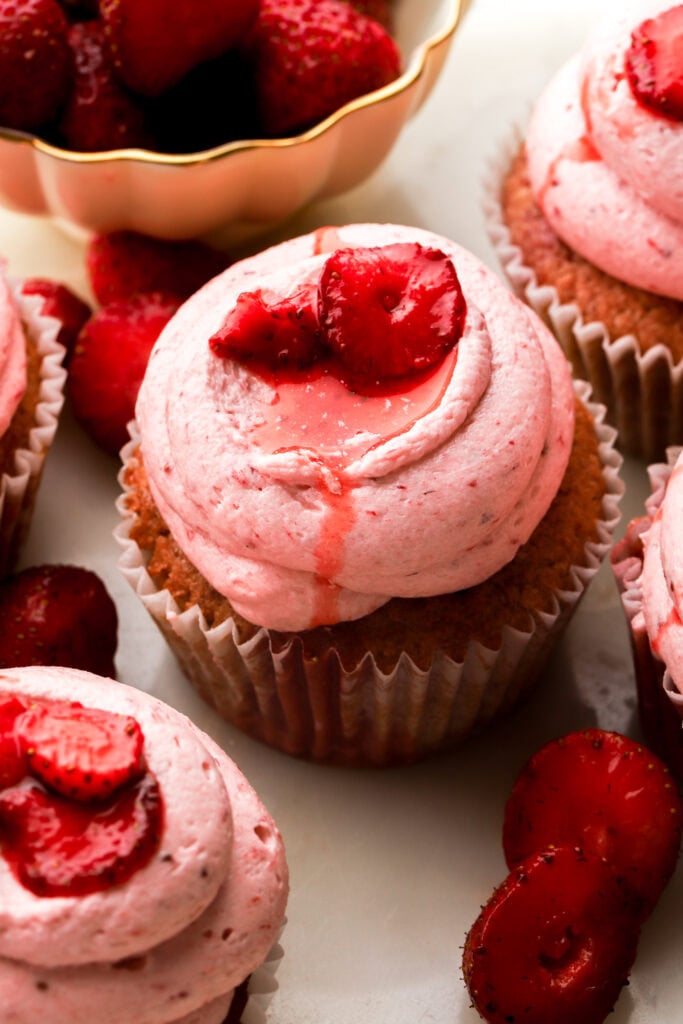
345,0,393,31
21,278,92,365
58,19,151,153
86,231,229,306
0,565,118,677
68,292,179,455
100,0,260,97
0,0,72,132
246,0,402,137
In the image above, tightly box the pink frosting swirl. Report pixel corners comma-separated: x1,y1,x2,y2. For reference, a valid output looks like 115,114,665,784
0,268,27,437
136,224,575,632
526,0,683,300
640,453,683,690
0,666,288,1024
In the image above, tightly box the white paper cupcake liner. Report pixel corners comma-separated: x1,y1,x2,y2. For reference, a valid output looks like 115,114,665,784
115,384,622,766
0,278,66,575
612,447,683,777
483,131,683,462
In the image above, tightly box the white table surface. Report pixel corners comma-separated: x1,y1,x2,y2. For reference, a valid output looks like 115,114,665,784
3,1,679,1022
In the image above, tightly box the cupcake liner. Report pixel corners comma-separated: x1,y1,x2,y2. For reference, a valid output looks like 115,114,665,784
483,131,683,462
612,448,683,780
116,383,622,766
0,279,66,575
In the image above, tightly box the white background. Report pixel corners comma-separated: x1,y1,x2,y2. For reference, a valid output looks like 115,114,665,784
2,1,679,1022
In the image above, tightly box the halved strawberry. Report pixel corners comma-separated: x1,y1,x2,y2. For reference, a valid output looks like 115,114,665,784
462,846,641,1024
209,283,324,369
16,700,145,802
626,5,683,121
0,774,162,896
0,695,28,789
86,231,229,306
502,729,683,919
318,242,466,387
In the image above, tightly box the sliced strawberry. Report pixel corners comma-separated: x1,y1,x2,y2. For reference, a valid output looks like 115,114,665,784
0,774,162,896
68,292,179,456
100,0,260,97
245,0,401,137
0,0,72,133
318,242,466,386
0,565,118,678
462,846,641,1024
626,5,683,122
58,19,152,153
0,695,28,789
502,729,683,918
17,700,145,802
21,278,92,365
210,283,324,369
86,231,229,306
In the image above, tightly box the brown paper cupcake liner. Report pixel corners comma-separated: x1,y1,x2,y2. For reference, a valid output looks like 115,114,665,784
0,280,66,575
116,383,622,766
612,448,683,780
483,131,683,462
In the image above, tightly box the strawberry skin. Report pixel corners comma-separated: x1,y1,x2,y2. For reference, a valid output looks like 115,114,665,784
68,292,179,456
58,19,151,153
463,846,641,1024
626,5,683,122
319,242,466,386
21,278,91,365
246,0,402,137
0,565,118,678
86,231,229,306
0,0,72,132
100,0,260,97
17,700,145,802
502,729,683,919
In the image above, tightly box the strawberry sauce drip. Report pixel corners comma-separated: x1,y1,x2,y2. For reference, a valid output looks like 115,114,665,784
0,693,163,897
312,225,345,255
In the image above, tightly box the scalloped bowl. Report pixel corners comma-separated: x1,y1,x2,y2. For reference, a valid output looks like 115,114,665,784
0,0,467,241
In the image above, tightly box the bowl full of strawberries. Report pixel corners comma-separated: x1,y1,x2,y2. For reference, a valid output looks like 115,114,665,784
0,0,466,240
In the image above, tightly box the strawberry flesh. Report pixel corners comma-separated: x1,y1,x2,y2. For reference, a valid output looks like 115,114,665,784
0,696,28,789
318,242,466,387
626,5,683,121
0,774,163,897
68,291,180,456
17,700,145,803
0,565,118,677
502,729,683,919
462,846,641,1024
209,283,324,369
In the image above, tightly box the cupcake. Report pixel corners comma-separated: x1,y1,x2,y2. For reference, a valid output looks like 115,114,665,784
486,0,683,460
0,664,288,1024
612,448,683,782
0,267,66,575
116,222,622,767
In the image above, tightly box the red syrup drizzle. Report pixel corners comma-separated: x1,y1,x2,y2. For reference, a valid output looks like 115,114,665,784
247,348,459,626
0,693,163,897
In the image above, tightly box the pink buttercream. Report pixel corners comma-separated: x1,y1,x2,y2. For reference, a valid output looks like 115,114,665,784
0,267,27,438
640,453,683,692
526,0,683,300
136,223,575,632
0,666,288,1024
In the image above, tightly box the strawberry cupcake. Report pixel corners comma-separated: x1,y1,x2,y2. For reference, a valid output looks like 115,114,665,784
0,268,65,574
0,665,288,1024
486,0,683,460
612,448,683,782
117,223,622,766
